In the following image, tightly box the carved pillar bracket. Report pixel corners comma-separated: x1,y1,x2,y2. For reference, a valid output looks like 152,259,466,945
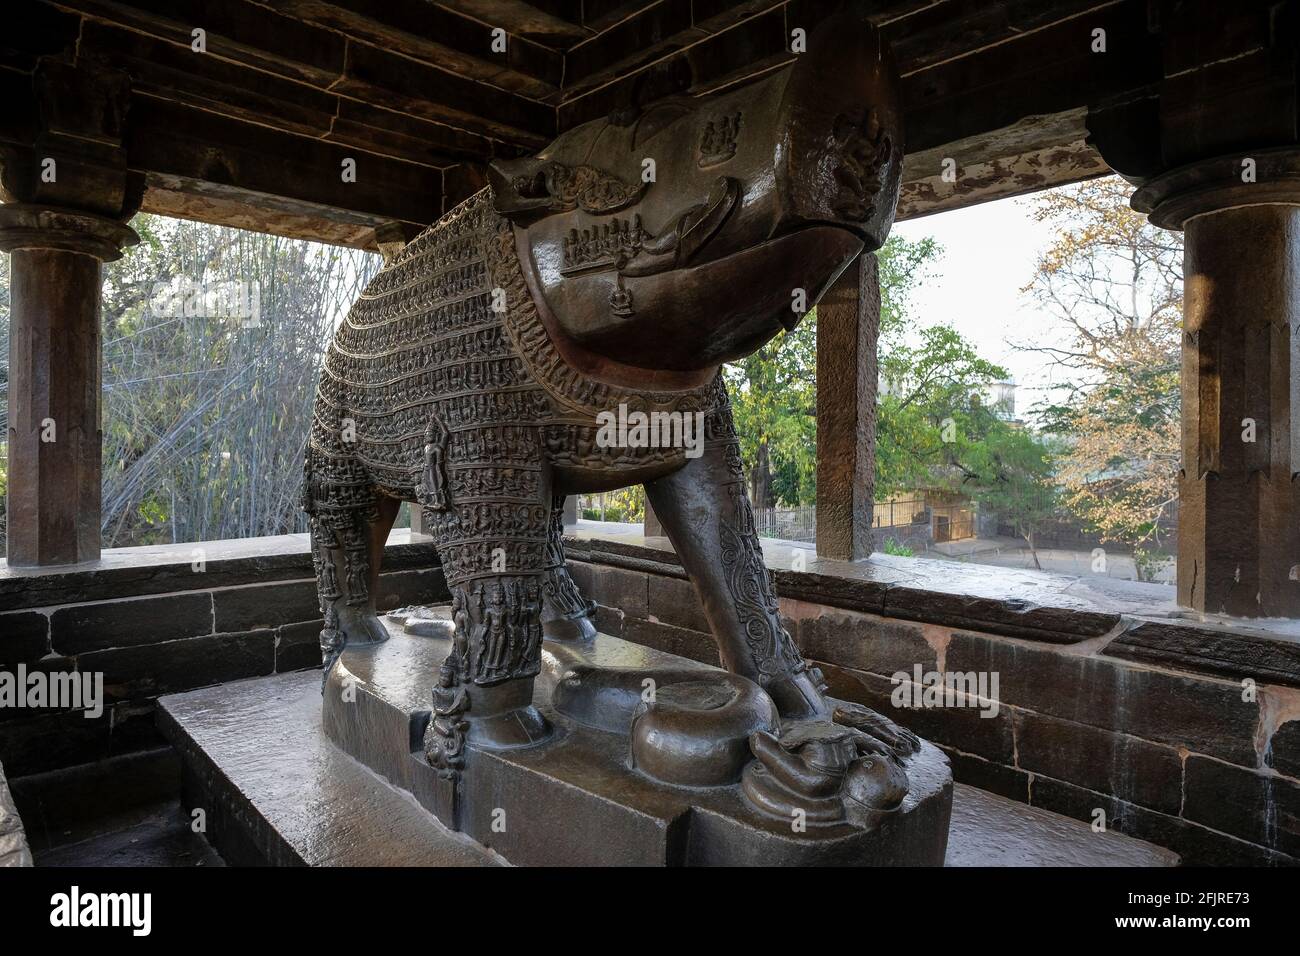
0,203,139,260
1133,148,1300,617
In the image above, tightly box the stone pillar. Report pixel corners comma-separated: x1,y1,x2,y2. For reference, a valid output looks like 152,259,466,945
642,498,664,538
1133,150,1300,616
0,205,138,566
562,495,578,528
815,252,880,561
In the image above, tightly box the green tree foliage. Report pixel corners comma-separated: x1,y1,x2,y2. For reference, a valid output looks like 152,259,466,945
958,408,1060,567
875,323,1008,498
723,235,942,507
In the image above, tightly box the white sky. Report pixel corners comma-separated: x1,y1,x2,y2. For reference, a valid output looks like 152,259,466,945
893,193,1070,423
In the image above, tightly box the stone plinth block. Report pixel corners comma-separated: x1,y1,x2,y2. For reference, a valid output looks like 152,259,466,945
318,616,952,866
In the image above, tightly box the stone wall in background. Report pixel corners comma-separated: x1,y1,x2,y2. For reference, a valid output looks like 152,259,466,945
565,534,1300,867
0,535,447,779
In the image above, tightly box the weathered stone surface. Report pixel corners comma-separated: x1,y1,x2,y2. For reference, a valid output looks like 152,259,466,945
275,620,325,673
107,700,168,755
816,661,1016,765
591,602,626,639
793,607,936,676
882,586,1117,644
0,532,439,612
0,709,110,777
1012,710,1184,815
569,532,1131,643
157,670,496,866
939,747,1029,803
80,630,275,703
646,573,709,634
0,758,33,867
0,611,49,664
1267,719,1300,779
1109,619,1300,689
0,656,83,722
213,580,320,633
1183,756,1300,858
50,592,213,654
1029,773,1295,867
8,747,178,853
589,565,649,620
622,618,719,667
945,782,1176,867
371,568,448,612
946,631,1261,766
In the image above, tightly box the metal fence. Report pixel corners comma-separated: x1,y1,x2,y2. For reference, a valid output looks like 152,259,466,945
753,504,816,542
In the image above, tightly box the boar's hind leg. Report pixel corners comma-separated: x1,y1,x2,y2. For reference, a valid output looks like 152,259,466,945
643,407,831,721
309,489,397,675
540,495,597,641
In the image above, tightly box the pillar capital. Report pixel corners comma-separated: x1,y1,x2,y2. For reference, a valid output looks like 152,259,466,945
1132,147,1300,230
0,202,138,261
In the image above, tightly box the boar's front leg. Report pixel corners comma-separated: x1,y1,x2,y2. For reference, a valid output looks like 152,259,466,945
540,494,597,641
643,397,830,721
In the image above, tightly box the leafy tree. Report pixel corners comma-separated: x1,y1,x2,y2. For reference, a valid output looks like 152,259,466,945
959,409,1059,568
875,323,1008,498
1019,176,1182,578
724,235,941,508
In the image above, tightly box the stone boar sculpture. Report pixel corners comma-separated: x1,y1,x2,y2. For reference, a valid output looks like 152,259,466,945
304,8,915,776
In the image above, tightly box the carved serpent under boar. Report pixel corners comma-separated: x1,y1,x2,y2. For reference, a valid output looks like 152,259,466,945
304,9,914,776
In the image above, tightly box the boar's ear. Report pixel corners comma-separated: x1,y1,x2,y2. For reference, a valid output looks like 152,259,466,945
488,156,554,225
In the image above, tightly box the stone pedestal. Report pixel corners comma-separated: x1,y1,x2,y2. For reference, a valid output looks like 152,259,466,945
0,204,137,566
816,252,880,560
1134,150,1300,616
320,613,953,866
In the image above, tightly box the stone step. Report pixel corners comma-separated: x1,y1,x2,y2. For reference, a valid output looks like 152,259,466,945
157,670,497,867
945,784,1179,867
159,666,1178,867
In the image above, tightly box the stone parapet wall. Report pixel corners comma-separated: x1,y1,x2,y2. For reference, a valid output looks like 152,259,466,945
564,531,1300,867
0,532,447,779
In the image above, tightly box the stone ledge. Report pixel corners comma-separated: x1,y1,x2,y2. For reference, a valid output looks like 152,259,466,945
563,528,1300,674
0,530,440,612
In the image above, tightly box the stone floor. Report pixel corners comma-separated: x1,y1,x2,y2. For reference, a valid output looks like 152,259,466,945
34,802,223,867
